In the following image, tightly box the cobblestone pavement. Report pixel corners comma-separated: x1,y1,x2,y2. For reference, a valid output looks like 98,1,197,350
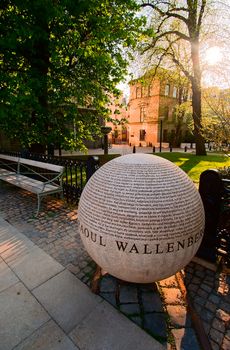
0,183,229,349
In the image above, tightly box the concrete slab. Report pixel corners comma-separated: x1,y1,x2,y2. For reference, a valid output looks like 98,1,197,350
166,305,192,328
0,217,34,255
0,282,50,350
0,257,19,292
171,328,201,350
2,245,64,290
70,301,165,350
33,269,102,333
14,320,79,350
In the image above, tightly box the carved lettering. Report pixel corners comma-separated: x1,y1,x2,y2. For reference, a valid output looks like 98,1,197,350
177,240,185,251
167,242,174,253
80,224,203,256
187,236,193,247
116,241,128,251
155,243,164,254
143,244,152,254
99,235,106,247
129,243,139,254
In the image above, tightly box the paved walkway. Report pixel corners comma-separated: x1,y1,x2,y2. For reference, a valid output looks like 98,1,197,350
0,182,230,349
54,145,194,157
0,216,164,350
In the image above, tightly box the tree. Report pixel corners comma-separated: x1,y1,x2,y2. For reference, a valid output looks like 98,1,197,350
0,0,142,152
140,0,212,155
202,87,230,150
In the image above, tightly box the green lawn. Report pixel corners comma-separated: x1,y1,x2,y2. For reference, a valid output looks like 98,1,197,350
156,152,230,183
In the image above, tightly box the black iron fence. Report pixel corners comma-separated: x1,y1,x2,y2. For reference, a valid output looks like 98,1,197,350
196,169,230,268
0,150,99,204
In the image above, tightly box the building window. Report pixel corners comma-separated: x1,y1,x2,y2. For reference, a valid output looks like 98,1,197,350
140,129,146,141
140,106,146,122
136,87,142,98
148,84,153,96
165,84,170,96
173,86,177,98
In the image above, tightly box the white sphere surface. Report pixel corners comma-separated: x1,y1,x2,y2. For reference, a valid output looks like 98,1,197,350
78,154,205,283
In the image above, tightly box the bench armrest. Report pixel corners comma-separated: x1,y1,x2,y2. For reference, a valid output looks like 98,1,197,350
42,172,64,191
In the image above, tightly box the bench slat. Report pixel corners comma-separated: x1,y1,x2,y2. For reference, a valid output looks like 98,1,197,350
0,154,64,172
0,174,61,194
18,158,64,172
0,155,20,163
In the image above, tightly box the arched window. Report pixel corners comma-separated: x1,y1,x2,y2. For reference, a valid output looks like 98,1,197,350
165,84,170,96
136,87,142,98
173,87,177,98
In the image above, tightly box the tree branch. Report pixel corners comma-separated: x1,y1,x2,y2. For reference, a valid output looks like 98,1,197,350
141,2,189,25
155,30,190,42
198,0,207,32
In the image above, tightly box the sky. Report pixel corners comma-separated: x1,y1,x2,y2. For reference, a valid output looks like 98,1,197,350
117,0,230,97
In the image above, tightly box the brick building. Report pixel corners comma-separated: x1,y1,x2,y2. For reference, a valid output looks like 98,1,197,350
108,71,191,147
107,96,129,144
127,74,190,147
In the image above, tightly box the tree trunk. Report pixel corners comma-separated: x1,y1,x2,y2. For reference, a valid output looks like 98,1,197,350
191,39,206,155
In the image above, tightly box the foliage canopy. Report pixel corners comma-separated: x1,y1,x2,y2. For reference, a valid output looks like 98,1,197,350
0,0,143,151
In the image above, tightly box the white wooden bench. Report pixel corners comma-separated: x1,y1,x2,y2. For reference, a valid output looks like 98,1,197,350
0,154,64,216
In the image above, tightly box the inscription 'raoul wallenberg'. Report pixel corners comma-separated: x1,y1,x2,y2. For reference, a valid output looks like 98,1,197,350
78,154,205,283
80,224,203,255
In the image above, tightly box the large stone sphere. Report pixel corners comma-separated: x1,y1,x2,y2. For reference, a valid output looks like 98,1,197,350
78,154,204,283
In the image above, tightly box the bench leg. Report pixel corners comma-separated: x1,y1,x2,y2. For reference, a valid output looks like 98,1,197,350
36,195,42,217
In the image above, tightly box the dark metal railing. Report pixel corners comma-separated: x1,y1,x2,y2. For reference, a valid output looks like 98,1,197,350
197,169,230,268
0,150,98,204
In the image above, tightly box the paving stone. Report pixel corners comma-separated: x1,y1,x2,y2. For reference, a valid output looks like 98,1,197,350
201,283,212,293
166,305,191,328
142,292,164,312
220,301,230,313
0,282,50,350
14,320,78,350
224,329,230,340
197,288,208,299
200,309,214,323
210,340,219,350
212,317,226,332
158,276,178,288
120,303,140,315
119,284,139,303
33,269,102,333
161,288,183,305
100,275,117,292
193,302,202,313
100,292,117,307
202,321,210,335
209,328,224,344
70,301,165,350
130,315,142,327
144,313,167,339
2,245,65,290
193,295,206,306
205,301,216,313
171,328,201,350
188,284,199,293
139,283,156,292
216,308,230,322
195,270,205,278
0,258,19,292
222,336,230,350
191,276,201,284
